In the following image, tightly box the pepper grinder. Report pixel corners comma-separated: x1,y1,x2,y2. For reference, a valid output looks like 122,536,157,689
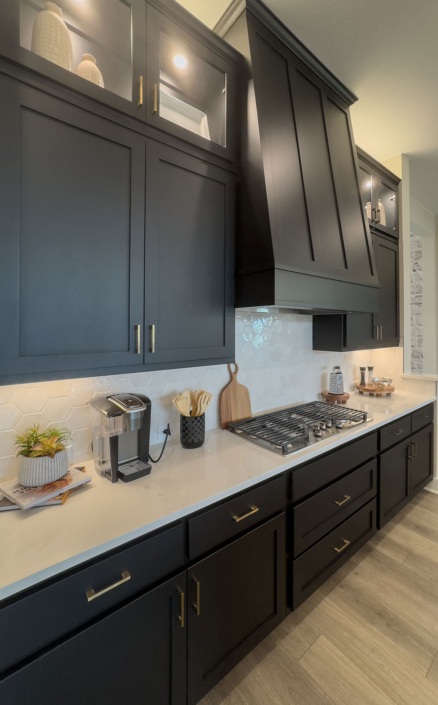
359,367,366,387
367,366,374,386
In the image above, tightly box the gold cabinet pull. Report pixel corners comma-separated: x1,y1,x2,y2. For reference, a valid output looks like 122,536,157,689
334,539,351,554
86,571,131,602
393,429,405,436
153,83,158,113
335,494,351,507
135,325,141,355
412,442,417,459
232,505,259,523
193,578,201,616
178,588,185,628
138,75,144,107
150,324,156,353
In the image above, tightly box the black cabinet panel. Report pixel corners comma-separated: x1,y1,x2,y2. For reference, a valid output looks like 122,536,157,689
0,75,145,378
0,573,187,705
410,424,434,498
145,140,234,364
0,523,184,675
374,235,399,346
379,439,411,528
293,459,377,557
187,514,285,704
379,415,412,452
292,499,377,609
412,404,434,433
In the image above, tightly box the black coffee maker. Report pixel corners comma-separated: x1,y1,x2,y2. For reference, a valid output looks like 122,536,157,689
91,393,152,483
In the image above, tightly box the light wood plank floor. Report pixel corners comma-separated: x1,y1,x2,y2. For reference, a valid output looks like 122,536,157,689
200,490,438,705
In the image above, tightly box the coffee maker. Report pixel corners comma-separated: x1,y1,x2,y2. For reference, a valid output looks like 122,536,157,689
91,393,152,483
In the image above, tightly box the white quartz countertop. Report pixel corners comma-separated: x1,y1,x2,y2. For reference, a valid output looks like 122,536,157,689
0,391,435,603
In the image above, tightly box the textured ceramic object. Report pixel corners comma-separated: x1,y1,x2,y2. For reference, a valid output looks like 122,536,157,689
180,414,205,450
18,449,68,487
31,3,73,72
77,54,104,88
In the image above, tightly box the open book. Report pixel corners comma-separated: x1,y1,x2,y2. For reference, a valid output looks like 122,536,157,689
0,467,91,510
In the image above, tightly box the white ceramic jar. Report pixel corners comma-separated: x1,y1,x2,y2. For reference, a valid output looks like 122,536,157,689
18,449,68,488
77,54,104,88
31,3,73,72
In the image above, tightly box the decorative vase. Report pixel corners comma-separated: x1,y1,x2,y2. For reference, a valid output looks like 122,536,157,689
77,54,104,88
378,199,387,226
31,3,73,72
18,449,69,488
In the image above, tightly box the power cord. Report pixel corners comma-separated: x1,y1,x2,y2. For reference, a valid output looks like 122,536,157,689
149,423,171,464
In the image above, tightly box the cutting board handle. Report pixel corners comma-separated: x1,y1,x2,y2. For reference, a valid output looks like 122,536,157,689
228,363,239,379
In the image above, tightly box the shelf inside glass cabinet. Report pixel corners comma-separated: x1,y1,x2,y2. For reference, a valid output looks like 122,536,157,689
159,32,226,146
20,0,132,101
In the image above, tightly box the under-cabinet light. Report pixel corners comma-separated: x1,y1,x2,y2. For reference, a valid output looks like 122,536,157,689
173,55,187,69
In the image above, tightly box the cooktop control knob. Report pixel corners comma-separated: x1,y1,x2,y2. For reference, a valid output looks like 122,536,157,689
325,419,332,429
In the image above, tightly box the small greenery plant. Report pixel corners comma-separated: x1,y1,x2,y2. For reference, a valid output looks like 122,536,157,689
15,425,72,459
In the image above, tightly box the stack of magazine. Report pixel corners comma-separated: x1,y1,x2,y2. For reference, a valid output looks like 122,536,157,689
0,467,91,511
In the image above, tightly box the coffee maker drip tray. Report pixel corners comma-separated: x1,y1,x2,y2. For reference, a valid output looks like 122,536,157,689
118,458,151,483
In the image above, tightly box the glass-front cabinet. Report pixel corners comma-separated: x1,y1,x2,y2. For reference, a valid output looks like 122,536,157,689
146,4,237,160
1,0,147,118
357,149,399,238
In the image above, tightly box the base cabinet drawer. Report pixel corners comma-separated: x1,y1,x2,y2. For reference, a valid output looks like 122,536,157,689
412,404,434,434
188,475,285,560
291,499,377,609
293,459,377,557
187,514,285,705
379,415,412,452
0,573,187,705
0,523,185,674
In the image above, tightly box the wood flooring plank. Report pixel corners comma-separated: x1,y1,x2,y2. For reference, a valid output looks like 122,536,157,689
366,530,412,563
299,634,396,705
427,651,438,687
305,597,438,704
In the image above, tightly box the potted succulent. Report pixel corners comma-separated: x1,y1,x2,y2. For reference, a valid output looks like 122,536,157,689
15,425,72,487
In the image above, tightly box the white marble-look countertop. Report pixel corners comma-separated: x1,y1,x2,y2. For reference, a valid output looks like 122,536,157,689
0,391,435,603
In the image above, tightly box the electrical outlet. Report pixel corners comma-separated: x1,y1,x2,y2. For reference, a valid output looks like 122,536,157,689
158,423,173,438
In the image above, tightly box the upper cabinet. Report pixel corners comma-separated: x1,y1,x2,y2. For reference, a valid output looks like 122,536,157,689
0,0,148,119
358,147,400,238
218,0,379,313
145,2,238,161
0,0,240,162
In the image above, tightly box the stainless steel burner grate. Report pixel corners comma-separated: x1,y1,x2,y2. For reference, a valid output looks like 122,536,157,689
228,401,368,455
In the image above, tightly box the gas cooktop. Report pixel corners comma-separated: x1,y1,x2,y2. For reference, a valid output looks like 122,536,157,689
228,401,369,455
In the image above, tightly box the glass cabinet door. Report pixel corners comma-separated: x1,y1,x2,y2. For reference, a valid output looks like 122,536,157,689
146,5,237,160
1,0,146,118
374,176,398,236
358,164,374,227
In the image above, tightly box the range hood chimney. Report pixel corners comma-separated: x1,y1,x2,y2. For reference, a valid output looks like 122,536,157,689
216,0,380,314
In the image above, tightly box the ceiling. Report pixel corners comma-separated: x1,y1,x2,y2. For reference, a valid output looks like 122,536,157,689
177,0,438,215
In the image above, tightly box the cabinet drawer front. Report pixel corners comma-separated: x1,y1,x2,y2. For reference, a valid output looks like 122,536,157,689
292,432,377,502
0,523,184,674
412,404,434,434
379,415,412,451
188,476,286,560
293,459,377,557
292,499,377,609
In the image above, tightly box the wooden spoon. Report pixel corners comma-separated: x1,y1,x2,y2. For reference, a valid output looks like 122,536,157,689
196,392,213,416
172,395,190,417
192,389,204,416
181,389,194,415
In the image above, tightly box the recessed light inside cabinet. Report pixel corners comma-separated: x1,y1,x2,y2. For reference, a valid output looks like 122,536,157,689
173,55,187,69
366,181,372,187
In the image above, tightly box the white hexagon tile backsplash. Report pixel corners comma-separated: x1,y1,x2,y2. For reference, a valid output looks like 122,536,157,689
0,313,412,478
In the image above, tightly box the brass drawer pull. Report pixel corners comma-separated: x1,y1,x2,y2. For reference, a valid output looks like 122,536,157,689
150,324,156,354
86,571,131,602
135,324,141,355
420,415,429,421
335,494,351,507
153,83,158,113
178,588,185,628
193,578,201,616
412,442,417,459
138,75,144,107
334,539,351,554
232,505,259,523
393,429,405,436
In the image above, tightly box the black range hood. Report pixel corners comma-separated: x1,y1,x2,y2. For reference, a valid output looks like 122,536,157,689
216,0,380,314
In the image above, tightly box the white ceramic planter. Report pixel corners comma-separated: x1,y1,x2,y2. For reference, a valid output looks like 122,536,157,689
18,449,68,488
77,54,104,88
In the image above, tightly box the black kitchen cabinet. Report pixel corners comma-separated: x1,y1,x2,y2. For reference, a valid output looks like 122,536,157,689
0,75,146,382
146,1,238,161
0,0,148,120
220,1,379,312
379,423,433,527
313,233,399,351
187,514,285,705
144,139,235,366
0,572,187,705
410,424,434,498
358,147,400,239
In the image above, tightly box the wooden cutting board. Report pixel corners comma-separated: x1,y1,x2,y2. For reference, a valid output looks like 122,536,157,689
220,363,252,429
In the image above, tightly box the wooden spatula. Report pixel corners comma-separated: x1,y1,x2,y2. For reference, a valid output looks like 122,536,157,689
219,363,252,429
